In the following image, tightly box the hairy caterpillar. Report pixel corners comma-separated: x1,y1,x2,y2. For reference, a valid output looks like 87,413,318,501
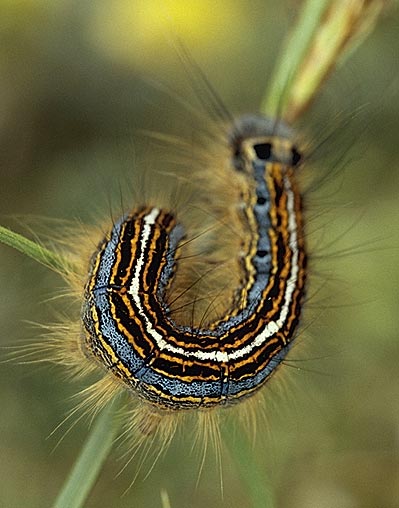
82,116,306,410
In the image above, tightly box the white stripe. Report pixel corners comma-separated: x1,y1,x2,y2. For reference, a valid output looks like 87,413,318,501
229,176,298,361
128,180,299,364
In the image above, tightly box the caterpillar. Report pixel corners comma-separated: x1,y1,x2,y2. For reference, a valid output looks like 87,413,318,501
82,115,306,411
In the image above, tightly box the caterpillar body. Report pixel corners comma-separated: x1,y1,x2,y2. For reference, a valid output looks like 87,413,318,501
82,115,306,411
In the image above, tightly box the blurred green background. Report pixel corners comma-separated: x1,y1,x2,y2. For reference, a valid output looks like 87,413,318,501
1,1,398,507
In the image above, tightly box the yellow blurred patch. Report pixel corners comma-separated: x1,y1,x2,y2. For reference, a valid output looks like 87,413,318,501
86,0,238,70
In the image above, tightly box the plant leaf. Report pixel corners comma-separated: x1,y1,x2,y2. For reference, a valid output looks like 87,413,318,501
53,401,120,508
0,225,74,275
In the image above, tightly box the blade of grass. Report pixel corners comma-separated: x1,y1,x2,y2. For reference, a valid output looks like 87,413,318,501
261,0,330,118
53,401,120,508
0,225,75,276
227,425,276,508
282,0,386,122
262,0,387,122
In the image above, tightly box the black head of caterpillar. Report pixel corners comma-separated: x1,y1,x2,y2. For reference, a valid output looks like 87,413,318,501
229,114,302,171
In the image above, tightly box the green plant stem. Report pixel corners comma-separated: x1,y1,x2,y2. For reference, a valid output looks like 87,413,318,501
228,427,275,508
262,0,386,122
261,0,330,118
53,401,120,508
0,225,74,275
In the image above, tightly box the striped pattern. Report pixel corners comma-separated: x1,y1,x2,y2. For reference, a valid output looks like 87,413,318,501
82,115,306,409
